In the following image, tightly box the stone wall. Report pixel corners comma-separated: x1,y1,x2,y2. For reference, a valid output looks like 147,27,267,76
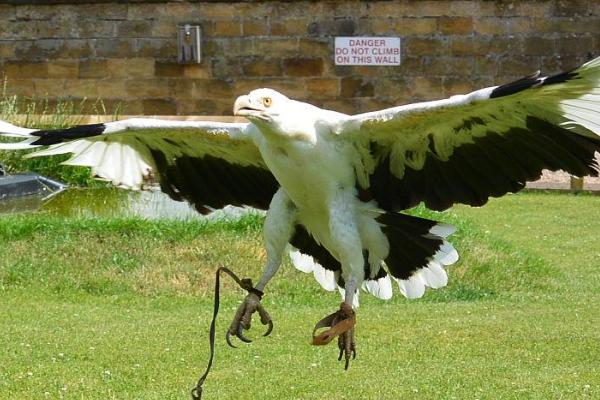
0,0,599,115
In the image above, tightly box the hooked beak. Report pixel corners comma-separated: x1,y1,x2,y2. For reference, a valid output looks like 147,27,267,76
233,95,269,121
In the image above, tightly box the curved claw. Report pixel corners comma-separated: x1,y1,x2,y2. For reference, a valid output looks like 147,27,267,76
226,331,237,349
263,319,274,337
237,323,252,343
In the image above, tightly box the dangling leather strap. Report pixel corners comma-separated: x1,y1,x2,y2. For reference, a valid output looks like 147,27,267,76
311,303,356,346
191,267,261,400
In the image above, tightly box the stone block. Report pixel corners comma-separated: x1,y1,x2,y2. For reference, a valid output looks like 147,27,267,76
117,100,143,115
79,60,109,79
242,19,270,36
16,4,68,21
222,38,256,57
499,56,541,76
2,79,34,96
271,19,310,36
242,58,283,77
133,38,177,59
183,65,211,79
142,99,177,115
391,18,438,35
57,40,94,59
306,78,340,98
405,37,449,56
408,76,443,100
4,61,48,79
64,79,98,98
125,79,171,98
127,3,162,20
178,99,234,116
207,20,242,37
442,77,475,96
93,38,135,58
151,21,177,38
554,36,595,55
552,0,596,17
299,39,331,57
307,18,356,37
438,17,473,34
193,79,233,99
155,62,185,78
235,3,272,20
273,1,323,18
14,39,64,60
255,39,299,56
0,41,15,59
33,79,66,97
523,37,556,56
321,99,359,115
47,60,79,79
341,77,374,98
210,58,242,79
106,59,155,78
117,20,154,38
0,5,16,21
96,79,128,99
373,78,409,100
200,3,239,19
283,58,324,77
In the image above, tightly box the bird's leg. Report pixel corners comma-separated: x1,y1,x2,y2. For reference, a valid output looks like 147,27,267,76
312,277,360,369
312,191,363,369
227,190,296,347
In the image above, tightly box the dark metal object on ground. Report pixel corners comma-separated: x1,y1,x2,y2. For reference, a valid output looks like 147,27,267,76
0,173,66,201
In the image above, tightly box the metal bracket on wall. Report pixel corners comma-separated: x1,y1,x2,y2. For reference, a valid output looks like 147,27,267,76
178,24,201,64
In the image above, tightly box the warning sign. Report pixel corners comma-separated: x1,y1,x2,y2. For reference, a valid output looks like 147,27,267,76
334,37,401,66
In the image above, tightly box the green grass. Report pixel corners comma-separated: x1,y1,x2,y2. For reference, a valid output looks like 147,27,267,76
0,192,599,399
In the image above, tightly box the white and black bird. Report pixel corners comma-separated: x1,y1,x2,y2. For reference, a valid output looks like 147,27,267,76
2,57,600,368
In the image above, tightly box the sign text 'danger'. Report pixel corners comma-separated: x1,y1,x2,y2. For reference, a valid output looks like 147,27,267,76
334,37,401,66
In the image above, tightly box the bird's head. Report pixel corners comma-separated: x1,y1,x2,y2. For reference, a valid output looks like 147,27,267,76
233,88,290,123
233,88,320,143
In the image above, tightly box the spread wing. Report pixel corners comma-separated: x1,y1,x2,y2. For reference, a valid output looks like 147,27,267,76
337,57,600,211
0,118,279,213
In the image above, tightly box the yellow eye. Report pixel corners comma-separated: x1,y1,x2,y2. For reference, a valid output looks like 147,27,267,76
263,97,272,107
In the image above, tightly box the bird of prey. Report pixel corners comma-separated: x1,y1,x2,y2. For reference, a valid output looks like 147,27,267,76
1,57,600,369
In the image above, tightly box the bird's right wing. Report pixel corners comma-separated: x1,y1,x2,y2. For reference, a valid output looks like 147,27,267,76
334,57,600,211
0,118,279,213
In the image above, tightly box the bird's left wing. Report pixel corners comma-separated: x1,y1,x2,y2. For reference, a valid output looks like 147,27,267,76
0,118,279,213
335,57,600,211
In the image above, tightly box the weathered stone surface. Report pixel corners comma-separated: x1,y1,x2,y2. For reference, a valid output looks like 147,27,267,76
47,60,79,79
33,79,66,97
242,58,283,77
242,19,270,36
79,60,109,79
64,79,98,98
438,17,473,34
106,58,155,78
306,78,340,98
341,77,374,98
0,0,598,115
142,99,178,115
283,58,324,77
125,79,171,98
3,61,49,79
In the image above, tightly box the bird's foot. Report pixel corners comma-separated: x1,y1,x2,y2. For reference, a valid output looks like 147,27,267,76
226,292,273,348
312,302,356,370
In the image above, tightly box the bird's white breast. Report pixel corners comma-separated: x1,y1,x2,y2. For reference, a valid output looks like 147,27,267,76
257,132,356,213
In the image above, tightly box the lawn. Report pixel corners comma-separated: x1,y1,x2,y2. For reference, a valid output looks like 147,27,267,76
0,192,599,399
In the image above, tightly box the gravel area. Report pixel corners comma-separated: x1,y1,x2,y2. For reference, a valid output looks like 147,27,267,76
525,155,600,191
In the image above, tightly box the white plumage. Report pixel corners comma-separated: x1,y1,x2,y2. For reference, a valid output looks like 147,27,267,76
2,57,600,363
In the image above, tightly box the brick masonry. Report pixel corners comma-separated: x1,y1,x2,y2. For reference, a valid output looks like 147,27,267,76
0,0,599,115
